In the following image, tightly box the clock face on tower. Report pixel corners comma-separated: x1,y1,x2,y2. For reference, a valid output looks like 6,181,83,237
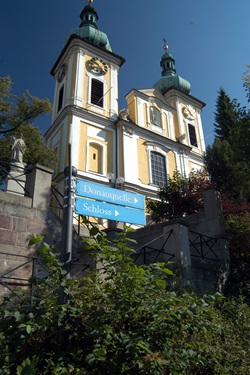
182,105,196,120
89,57,108,75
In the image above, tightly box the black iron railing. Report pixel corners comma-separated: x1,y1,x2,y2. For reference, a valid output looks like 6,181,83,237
132,229,174,265
189,230,220,261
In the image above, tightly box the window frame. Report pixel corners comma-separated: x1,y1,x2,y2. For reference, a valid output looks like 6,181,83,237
188,123,198,148
150,150,167,187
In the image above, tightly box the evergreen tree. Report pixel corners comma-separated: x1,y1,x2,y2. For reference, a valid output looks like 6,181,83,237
243,64,250,103
205,87,250,202
214,88,238,140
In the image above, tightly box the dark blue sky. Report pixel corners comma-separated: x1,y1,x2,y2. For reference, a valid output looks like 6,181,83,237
1,0,249,145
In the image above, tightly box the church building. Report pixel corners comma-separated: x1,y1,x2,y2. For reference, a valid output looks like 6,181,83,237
45,0,206,223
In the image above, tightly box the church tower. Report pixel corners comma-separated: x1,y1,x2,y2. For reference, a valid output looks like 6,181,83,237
45,0,125,215
115,41,206,201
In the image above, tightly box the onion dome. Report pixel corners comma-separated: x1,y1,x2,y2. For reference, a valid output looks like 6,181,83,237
153,40,191,95
66,0,112,52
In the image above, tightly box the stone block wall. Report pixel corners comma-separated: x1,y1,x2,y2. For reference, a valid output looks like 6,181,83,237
0,191,48,295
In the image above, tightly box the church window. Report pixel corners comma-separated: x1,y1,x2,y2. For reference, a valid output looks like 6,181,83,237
91,79,103,107
57,85,64,112
88,142,103,174
150,107,161,127
150,151,167,187
188,124,198,147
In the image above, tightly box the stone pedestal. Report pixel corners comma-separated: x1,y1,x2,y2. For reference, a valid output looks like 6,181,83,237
6,162,26,196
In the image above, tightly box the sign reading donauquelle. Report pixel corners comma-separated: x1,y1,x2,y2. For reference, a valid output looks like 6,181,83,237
76,179,145,210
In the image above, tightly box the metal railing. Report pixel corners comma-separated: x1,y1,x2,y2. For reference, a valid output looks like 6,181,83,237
132,229,174,265
0,160,31,196
188,230,220,261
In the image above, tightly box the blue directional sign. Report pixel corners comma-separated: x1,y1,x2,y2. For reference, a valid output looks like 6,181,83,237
75,198,146,226
76,179,145,210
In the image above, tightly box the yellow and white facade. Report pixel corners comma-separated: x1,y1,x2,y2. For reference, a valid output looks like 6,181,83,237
45,1,206,221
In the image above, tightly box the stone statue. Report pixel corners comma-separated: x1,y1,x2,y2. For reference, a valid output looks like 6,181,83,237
11,136,26,163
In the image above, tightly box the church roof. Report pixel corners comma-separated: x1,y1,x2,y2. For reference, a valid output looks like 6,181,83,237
153,42,191,95
66,3,112,52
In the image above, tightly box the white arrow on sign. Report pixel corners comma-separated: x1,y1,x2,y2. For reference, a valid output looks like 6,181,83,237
134,197,138,204
115,210,119,217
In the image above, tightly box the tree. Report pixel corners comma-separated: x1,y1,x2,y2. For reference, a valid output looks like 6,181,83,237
0,229,250,374
0,76,57,182
243,64,250,103
213,88,239,140
0,76,52,134
224,212,250,300
147,170,213,223
204,87,250,202
204,78,250,302
204,138,250,202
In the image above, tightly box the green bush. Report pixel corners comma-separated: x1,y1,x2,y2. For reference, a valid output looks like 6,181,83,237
0,229,250,374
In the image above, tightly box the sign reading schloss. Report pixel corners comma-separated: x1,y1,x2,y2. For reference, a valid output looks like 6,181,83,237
76,179,144,210
75,198,146,226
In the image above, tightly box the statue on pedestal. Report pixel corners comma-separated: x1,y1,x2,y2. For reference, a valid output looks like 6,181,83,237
11,137,26,164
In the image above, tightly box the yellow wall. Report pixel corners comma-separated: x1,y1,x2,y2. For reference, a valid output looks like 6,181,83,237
127,96,137,124
168,150,176,177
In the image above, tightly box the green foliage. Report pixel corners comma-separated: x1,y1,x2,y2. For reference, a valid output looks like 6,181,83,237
214,88,239,140
147,170,212,223
205,138,250,202
224,213,250,300
1,227,250,373
0,76,57,182
243,64,250,103
204,87,250,202
204,81,250,301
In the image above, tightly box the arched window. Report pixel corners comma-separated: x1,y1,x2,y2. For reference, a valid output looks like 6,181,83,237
150,151,167,187
188,124,198,147
88,142,103,174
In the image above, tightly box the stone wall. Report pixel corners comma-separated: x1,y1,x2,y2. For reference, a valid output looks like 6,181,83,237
0,164,54,295
127,189,229,293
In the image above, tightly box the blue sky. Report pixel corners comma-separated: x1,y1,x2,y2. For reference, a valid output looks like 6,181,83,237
1,0,249,146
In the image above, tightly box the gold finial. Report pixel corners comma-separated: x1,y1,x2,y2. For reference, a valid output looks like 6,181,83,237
87,0,93,4
163,38,168,51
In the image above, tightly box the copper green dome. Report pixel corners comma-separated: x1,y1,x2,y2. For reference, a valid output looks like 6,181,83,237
66,3,112,52
153,44,191,95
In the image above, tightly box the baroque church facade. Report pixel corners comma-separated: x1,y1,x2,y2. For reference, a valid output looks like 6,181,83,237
45,1,206,222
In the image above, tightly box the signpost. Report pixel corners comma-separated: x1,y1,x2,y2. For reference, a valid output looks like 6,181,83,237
75,197,146,226
75,179,146,226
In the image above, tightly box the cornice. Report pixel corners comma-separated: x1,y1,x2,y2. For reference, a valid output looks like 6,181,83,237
125,88,175,113
44,105,117,140
164,88,206,109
